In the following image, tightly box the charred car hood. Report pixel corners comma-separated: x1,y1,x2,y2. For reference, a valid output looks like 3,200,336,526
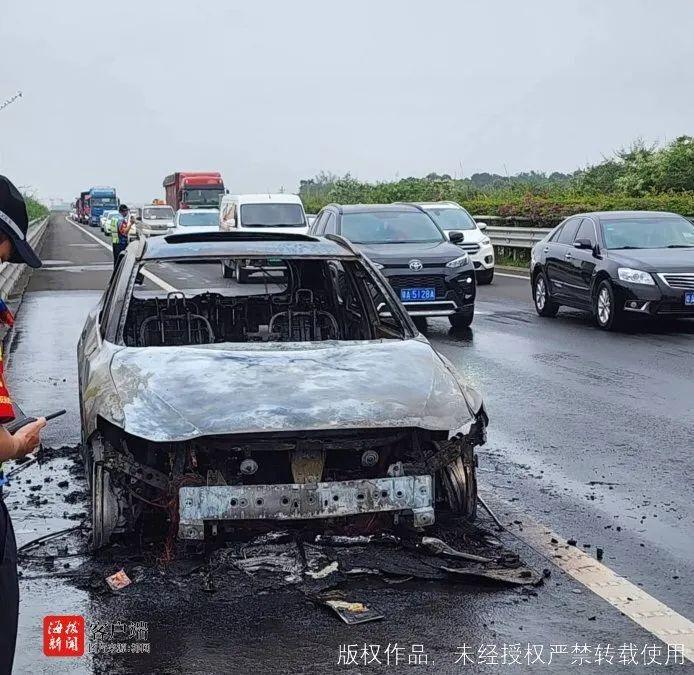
105,338,475,442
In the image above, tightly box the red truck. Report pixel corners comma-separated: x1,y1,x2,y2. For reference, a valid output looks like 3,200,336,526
163,172,225,211
77,190,90,224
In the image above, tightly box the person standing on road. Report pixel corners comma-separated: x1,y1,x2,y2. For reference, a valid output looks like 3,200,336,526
111,203,132,266
0,175,46,675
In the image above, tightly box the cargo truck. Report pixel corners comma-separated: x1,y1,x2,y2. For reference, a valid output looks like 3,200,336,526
87,186,118,227
77,191,90,224
163,172,225,211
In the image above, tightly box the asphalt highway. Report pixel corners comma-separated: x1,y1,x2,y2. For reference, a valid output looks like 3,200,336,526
5,214,693,673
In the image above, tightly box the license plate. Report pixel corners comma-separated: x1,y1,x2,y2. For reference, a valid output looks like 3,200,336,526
685,291,694,306
400,287,436,301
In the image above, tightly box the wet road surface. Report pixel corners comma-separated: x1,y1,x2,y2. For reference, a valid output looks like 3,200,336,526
4,214,693,673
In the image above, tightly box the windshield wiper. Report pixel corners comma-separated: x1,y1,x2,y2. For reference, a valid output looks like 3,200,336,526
665,244,694,248
613,246,644,249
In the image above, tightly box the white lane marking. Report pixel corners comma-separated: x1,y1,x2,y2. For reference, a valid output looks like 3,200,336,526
65,217,176,293
496,272,530,280
141,268,177,293
499,508,694,662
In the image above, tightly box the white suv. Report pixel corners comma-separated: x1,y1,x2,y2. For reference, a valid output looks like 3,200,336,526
406,201,495,284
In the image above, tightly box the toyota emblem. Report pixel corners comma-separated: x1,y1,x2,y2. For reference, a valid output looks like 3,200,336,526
409,259,423,271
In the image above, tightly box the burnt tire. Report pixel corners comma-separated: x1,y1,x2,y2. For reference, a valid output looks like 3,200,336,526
533,271,559,317
449,307,474,329
91,462,117,550
439,450,477,521
477,268,494,285
594,279,623,331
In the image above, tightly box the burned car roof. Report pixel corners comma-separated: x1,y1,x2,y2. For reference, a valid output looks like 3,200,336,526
141,231,358,260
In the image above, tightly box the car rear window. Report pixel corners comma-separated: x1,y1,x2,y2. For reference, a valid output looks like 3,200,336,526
341,211,444,244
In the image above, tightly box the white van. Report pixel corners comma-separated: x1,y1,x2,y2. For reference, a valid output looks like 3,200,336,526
219,193,308,282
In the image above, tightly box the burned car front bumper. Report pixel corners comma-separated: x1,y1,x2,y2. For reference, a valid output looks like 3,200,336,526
178,474,434,539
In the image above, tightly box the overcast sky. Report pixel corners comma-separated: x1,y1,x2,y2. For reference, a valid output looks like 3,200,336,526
0,0,692,204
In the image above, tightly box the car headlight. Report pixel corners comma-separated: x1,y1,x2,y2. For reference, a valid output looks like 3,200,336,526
446,254,469,269
617,268,655,285
480,237,491,246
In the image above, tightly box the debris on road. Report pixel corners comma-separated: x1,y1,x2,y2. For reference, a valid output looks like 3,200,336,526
317,592,385,625
105,569,132,591
420,536,494,563
441,565,541,586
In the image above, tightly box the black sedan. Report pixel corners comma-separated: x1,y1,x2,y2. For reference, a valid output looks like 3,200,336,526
530,211,694,330
309,203,476,328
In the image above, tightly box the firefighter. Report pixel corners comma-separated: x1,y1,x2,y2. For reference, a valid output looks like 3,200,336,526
0,176,46,674
110,203,132,266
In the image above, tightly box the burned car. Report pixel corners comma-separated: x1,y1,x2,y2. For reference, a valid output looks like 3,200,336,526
77,231,488,549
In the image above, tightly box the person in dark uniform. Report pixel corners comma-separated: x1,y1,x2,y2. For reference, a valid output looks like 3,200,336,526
0,176,46,674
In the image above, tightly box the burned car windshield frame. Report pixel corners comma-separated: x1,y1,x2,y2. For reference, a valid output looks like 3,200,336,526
102,251,416,345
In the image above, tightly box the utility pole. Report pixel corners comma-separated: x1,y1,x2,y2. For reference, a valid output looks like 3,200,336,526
0,91,22,114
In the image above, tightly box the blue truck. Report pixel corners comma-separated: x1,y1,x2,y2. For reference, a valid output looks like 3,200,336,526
87,186,118,227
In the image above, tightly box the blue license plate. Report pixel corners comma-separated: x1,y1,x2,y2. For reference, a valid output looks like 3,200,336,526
400,287,436,301
685,291,694,306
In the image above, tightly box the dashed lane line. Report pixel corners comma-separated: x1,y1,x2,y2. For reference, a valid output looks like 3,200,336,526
65,217,177,293
498,506,694,663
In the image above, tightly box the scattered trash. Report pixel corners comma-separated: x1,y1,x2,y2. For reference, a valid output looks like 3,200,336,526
57,480,69,488
315,534,374,546
441,566,541,586
596,547,604,561
382,575,413,585
322,598,384,625
105,569,132,591
305,561,339,580
420,536,494,563
477,495,504,530
567,539,577,546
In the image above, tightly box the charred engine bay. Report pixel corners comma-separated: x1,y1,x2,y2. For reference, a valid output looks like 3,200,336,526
91,421,483,547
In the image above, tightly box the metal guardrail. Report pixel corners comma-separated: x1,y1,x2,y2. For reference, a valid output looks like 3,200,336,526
0,217,49,297
484,225,552,250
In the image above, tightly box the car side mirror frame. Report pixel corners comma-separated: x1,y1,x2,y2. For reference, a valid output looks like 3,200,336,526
573,238,593,250
449,231,465,244
135,271,145,285
476,221,487,231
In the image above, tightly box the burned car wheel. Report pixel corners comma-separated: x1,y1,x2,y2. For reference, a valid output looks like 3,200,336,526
439,449,477,521
91,461,119,550
88,438,124,551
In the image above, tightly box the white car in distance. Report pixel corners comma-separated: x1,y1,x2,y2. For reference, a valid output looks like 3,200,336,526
100,209,120,234
218,193,308,282
136,204,175,238
171,208,220,235
407,201,495,284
